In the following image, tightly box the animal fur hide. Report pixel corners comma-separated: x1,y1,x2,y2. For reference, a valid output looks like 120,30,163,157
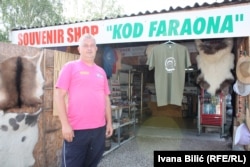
195,38,234,95
0,51,44,110
0,108,42,167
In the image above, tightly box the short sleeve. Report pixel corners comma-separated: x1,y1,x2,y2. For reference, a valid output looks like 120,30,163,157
185,47,192,68
146,47,155,71
55,62,72,91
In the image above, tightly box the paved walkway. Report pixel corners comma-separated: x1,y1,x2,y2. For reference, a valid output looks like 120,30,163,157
137,126,227,142
98,126,233,167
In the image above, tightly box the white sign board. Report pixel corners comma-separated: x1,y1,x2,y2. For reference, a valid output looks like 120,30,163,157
11,4,250,48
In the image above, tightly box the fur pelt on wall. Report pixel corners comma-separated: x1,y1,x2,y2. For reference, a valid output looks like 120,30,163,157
0,108,42,166
195,38,234,95
0,51,44,110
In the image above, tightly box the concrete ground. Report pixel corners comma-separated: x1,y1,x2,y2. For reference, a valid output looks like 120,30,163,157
98,125,234,167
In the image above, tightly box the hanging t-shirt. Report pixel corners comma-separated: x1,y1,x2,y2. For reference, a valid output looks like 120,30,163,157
103,46,116,79
146,43,191,106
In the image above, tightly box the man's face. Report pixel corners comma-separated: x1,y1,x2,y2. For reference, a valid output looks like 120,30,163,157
78,38,98,60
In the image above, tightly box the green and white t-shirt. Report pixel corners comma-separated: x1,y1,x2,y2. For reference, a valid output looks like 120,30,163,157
147,43,191,106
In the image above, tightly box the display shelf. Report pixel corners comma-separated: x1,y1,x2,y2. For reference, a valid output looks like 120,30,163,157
197,89,226,138
182,93,197,118
103,104,136,156
104,73,137,156
131,71,145,123
103,142,119,156
117,69,134,102
112,122,120,129
119,120,135,127
117,68,150,124
110,80,122,104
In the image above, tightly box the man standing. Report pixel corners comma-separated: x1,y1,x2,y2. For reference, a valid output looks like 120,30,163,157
54,33,113,167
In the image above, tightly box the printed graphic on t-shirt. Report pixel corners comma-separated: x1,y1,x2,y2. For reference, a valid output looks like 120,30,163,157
96,73,104,78
165,57,176,73
80,71,89,75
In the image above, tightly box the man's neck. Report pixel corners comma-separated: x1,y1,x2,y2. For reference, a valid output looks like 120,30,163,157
80,58,95,66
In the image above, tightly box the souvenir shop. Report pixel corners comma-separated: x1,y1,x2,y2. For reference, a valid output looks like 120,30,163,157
10,0,250,153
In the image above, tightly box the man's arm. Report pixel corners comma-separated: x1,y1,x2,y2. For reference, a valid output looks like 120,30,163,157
105,95,113,138
54,88,74,142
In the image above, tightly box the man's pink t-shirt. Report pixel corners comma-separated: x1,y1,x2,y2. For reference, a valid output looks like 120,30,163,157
55,60,110,130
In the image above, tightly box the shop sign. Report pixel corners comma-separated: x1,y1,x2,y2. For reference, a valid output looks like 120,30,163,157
11,4,250,47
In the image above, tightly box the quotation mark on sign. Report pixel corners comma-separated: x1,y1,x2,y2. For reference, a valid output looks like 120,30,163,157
107,25,112,31
235,14,244,22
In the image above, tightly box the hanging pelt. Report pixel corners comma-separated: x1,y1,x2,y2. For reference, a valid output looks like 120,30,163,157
0,51,44,110
195,38,234,95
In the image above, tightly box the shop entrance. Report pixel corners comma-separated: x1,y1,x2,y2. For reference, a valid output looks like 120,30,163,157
110,37,241,138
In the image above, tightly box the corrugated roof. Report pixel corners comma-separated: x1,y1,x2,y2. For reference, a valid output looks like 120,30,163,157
12,0,250,31
111,0,250,18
